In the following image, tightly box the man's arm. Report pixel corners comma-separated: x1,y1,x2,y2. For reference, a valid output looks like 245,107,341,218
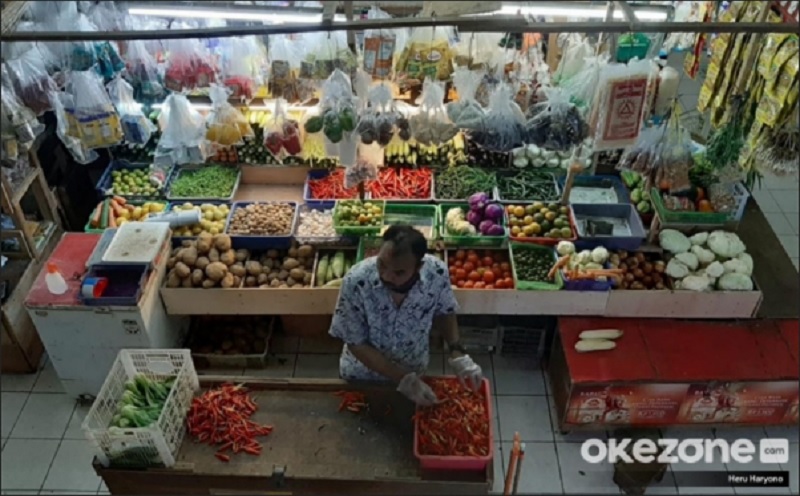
436,313,465,359
347,344,409,383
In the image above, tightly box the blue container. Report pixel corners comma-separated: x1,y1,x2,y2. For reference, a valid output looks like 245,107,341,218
558,175,631,205
561,271,614,291
79,264,149,306
224,201,299,250
303,169,367,206
95,160,169,201
570,203,646,252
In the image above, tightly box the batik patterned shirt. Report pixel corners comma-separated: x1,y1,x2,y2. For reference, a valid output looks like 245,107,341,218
329,254,458,381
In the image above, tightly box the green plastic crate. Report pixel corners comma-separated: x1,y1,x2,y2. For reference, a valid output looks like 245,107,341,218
333,200,385,236
84,200,169,234
382,203,440,243
509,242,563,291
650,187,729,225
439,204,506,247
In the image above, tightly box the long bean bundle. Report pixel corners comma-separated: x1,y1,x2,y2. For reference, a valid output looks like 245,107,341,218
435,166,496,200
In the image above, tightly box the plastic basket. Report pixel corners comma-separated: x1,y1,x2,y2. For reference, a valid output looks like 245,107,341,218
186,316,273,369
84,200,170,234
571,203,646,252
456,315,501,350
562,265,614,291
166,165,241,202
294,202,358,246
82,349,199,469
650,187,729,225
494,171,561,204
224,201,298,250
506,207,578,247
414,377,493,471
95,161,170,201
558,175,631,204
382,203,440,243
509,242,563,291
439,204,506,247
497,316,551,358
303,169,367,205
333,200,385,236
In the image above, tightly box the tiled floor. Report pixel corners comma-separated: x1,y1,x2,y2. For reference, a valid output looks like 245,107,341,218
751,171,800,271
2,345,798,495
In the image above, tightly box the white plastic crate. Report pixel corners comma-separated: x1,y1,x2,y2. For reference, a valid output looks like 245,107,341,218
728,182,750,223
456,315,500,351
82,349,199,468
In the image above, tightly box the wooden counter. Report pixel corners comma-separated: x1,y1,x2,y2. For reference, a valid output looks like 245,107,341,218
95,377,492,495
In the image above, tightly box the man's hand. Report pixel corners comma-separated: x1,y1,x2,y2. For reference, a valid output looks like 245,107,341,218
397,372,438,406
448,355,483,391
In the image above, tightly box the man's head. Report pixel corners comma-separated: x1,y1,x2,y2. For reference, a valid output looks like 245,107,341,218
377,225,427,293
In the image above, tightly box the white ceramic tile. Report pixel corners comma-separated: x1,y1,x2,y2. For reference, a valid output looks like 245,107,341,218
245,354,296,378
64,404,92,440
784,212,799,234
298,335,344,354
555,442,619,494
764,425,800,443
728,459,791,495
673,456,734,495
778,235,800,259
293,354,340,378
713,427,767,442
497,396,553,442
492,355,546,395
0,491,39,495
765,212,795,235
1,392,28,438
491,443,505,495
32,360,63,394
549,401,606,443
771,189,800,214
0,438,59,490
751,189,781,213
11,393,74,439
501,441,563,494
0,370,40,392
785,442,798,495
792,258,799,271
42,439,103,492
762,172,800,191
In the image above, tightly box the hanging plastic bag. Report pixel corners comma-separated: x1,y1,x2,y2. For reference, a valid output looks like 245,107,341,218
559,54,609,111
554,34,593,83
526,87,589,152
591,59,654,151
0,68,44,166
155,94,209,167
268,35,303,100
164,38,217,91
315,69,358,145
205,85,254,150
470,83,527,153
5,48,58,116
396,26,455,83
362,7,407,79
446,67,486,129
618,125,665,175
304,31,358,81
657,120,693,195
220,37,266,100
344,160,379,189
66,71,124,149
123,40,164,102
356,82,397,147
262,99,302,162
410,78,458,146
48,91,98,164
106,76,155,145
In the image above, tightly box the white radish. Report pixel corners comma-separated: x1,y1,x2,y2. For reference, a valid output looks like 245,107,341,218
574,339,617,353
578,329,624,340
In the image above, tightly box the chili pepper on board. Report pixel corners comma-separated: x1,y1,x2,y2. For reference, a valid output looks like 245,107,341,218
187,383,274,462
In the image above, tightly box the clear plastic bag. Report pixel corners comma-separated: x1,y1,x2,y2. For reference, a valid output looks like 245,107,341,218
220,37,267,100
304,31,358,81
618,125,665,175
362,7,407,79
155,94,210,166
658,121,693,194
526,87,589,151
560,54,609,111
268,35,303,100
344,159,379,189
554,34,593,82
262,99,302,162
446,67,486,129
164,38,217,91
357,82,397,147
396,26,455,83
106,75,156,145
123,40,164,102
0,67,44,166
206,85,254,149
410,78,458,146
67,71,124,149
48,91,98,164
470,83,527,153
317,69,358,146
5,48,57,116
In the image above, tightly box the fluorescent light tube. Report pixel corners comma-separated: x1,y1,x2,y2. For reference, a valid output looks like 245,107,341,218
497,4,668,21
128,7,347,24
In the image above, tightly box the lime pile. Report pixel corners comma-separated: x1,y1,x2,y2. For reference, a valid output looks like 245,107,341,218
110,169,160,196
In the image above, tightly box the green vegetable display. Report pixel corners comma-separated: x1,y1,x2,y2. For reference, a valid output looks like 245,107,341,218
435,166,496,200
497,171,559,202
169,166,239,199
513,247,556,283
334,201,383,227
110,375,175,429
315,250,355,287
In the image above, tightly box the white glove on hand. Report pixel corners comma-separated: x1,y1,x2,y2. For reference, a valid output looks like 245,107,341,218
449,355,483,391
397,372,438,406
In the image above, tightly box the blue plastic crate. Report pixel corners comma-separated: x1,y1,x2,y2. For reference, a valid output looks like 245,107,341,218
95,160,169,201
571,203,646,252
79,264,149,306
557,175,631,205
224,201,299,250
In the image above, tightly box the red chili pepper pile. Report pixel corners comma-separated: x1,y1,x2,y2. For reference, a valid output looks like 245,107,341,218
414,378,490,457
335,390,367,413
307,169,360,199
187,384,274,462
368,168,432,199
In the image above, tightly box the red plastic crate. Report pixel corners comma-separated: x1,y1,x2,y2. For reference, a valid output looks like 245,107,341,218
413,377,493,471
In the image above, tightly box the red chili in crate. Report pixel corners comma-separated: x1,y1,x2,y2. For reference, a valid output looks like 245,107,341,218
308,169,361,200
187,383,274,462
367,168,432,199
335,390,367,413
414,378,490,457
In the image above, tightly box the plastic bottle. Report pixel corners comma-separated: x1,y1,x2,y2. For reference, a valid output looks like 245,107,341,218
45,262,68,295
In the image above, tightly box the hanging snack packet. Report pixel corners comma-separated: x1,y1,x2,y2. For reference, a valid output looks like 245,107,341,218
220,37,266,100
123,40,164,102
591,59,654,151
446,67,486,129
206,85,254,149
106,75,156,145
410,78,458,146
66,70,124,149
164,38,217,91
396,26,455,83
470,83,527,153
155,93,210,166
5,48,57,116
362,7,405,79
526,87,589,152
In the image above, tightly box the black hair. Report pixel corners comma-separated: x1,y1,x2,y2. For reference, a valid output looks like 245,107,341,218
381,225,427,261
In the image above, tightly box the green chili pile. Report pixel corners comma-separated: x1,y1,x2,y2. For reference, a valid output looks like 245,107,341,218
497,170,559,202
435,166,496,200
169,165,239,198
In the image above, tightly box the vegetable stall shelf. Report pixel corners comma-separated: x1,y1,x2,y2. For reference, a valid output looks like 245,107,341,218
93,377,493,495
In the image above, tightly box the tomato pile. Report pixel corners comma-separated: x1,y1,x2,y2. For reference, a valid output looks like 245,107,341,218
447,249,514,289
415,378,490,457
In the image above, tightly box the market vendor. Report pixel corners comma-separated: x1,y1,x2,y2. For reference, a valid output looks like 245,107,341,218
329,225,482,406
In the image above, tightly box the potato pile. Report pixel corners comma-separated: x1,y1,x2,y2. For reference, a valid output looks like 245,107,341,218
227,203,295,236
166,233,250,289
243,243,316,289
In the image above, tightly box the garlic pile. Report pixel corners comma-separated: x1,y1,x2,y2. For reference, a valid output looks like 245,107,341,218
295,208,337,239
511,139,594,169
